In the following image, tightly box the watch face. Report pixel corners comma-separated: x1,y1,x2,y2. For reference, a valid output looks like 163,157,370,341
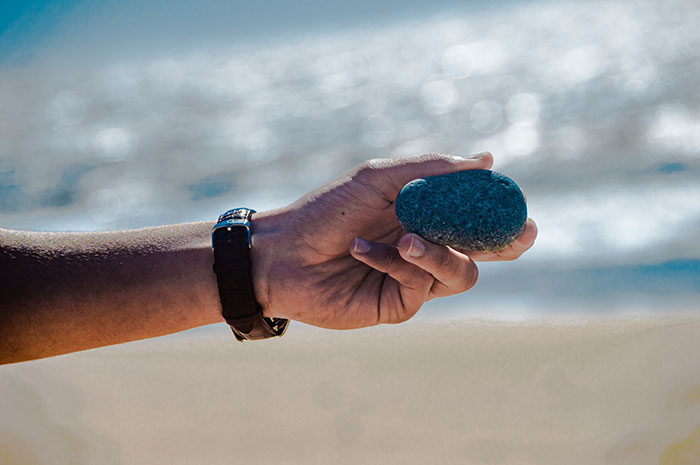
224,209,246,220
218,208,255,223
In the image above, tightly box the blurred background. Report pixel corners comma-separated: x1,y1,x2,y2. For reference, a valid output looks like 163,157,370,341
4,2,700,465
1,0,699,319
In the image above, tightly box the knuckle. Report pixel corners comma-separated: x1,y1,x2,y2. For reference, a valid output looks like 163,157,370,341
392,303,421,324
436,248,453,270
492,248,515,261
522,239,536,253
462,262,479,291
388,308,409,324
353,159,394,198
404,268,431,290
416,152,448,164
378,249,402,271
359,243,393,268
357,158,390,177
353,161,375,182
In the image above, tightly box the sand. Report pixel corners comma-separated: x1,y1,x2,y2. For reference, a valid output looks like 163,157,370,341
2,316,700,465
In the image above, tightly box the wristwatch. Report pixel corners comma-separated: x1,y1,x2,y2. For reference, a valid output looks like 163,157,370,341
211,208,289,341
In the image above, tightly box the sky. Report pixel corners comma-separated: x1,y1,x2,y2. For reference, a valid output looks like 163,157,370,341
0,0,523,64
1,0,699,319
1,0,79,63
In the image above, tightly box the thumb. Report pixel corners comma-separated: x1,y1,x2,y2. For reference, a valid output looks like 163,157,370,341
357,152,494,201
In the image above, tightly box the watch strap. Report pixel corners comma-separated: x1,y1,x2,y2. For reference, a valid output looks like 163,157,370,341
212,208,289,341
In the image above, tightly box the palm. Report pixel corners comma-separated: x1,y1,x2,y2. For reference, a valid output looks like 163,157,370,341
282,174,409,329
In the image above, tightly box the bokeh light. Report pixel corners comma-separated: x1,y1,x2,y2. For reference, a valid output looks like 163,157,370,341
441,44,474,79
421,79,457,114
92,127,133,162
506,93,542,128
470,100,503,134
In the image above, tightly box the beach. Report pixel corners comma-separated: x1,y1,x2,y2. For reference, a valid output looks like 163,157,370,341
3,316,700,464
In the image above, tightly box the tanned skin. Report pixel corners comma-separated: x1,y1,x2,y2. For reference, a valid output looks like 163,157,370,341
0,153,537,364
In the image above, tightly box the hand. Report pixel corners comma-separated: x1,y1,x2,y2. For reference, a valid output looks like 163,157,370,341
250,153,537,329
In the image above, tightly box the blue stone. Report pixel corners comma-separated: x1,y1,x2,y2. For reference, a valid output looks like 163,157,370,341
395,170,527,251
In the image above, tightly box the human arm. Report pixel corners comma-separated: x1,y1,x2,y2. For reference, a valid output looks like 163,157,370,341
0,153,537,364
0,222,223,363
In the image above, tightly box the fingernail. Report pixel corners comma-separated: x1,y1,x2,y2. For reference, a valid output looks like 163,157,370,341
469,151,489,160
407,236,426,258
353,237,371,254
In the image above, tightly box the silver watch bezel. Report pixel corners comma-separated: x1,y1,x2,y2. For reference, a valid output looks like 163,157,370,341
211,208,256,248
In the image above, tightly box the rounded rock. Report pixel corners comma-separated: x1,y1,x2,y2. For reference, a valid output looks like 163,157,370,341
394,170,527,251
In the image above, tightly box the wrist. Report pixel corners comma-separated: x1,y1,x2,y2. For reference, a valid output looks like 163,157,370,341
249,208,290,318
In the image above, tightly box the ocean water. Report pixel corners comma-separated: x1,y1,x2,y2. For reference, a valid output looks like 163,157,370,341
1,0,699,318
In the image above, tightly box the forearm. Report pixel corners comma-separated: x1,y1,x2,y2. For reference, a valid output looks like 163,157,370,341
0,222,223,364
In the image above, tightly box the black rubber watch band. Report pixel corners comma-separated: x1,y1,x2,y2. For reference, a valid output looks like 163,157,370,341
212,208,289,341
